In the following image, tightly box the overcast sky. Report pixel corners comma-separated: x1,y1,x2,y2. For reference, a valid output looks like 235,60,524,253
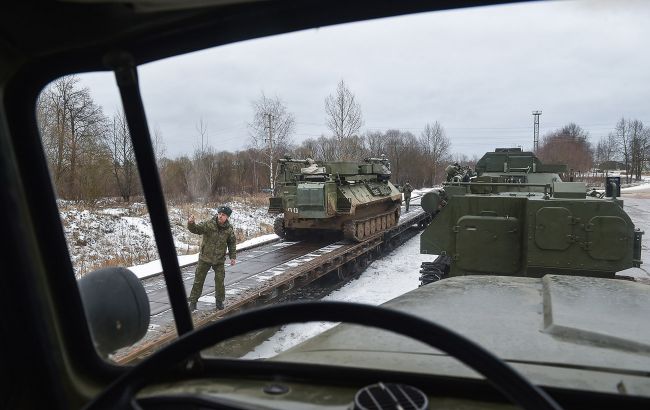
79,0,650,160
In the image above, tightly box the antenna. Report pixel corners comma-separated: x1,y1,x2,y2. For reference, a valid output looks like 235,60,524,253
532,111,542,151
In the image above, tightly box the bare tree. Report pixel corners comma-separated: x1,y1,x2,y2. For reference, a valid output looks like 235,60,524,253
639,127,650,180
365,131,388,157
340,135,367,160
38,76,77,187
595,132,618,169
152,125,167,161
384,129,408,182
537,123,593,176
160,156,193,201
212,151,234,196
399,132,421,185
232,151,250,193
292,138,320,160
245,148,264,193
316,135,340,161
612,118,650,182
38,75,107,199
325,79,363,159
419,122,451,185
248,93,295,191
614,117,632,183
70,92,104,195
105,111,138,202
77,140,114,204
627,119,649,181
189,119,219,201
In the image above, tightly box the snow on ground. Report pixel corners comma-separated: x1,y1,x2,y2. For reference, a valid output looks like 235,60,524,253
243,234,439,359
58,198,276,278
622,182,650,192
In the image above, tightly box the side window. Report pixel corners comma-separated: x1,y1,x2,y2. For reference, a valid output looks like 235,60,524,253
37,74,161,361
38,75,151,277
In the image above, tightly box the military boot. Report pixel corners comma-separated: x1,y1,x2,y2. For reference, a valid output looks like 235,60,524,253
189,302,197,311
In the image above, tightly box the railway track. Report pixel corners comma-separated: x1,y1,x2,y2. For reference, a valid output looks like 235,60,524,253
113,198,432,364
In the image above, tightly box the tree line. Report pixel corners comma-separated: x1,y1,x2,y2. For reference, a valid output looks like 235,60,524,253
536,119,649,183
38,77,455,203
38,75,646,204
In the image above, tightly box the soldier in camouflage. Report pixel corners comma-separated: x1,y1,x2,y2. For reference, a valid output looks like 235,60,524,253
445,162,461,182
402,180,413,212
187,205,237,311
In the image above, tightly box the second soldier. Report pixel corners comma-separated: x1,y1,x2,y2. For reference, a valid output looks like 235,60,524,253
402,180,413,212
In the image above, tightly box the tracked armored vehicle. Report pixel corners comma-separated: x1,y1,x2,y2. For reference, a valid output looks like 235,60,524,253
420,148,643,284
268,156,402,241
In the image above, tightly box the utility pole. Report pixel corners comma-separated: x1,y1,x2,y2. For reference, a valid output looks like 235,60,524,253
532,111,542,152
264,113,274,192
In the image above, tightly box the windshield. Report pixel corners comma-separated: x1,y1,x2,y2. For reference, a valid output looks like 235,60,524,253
36,0,650,396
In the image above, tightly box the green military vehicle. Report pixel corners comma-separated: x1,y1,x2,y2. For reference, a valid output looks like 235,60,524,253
269,156,402,241
419,148,642,284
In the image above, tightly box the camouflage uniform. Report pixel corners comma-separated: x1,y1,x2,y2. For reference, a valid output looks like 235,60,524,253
402,182,413,212
445,163,461,182
187,216,236,306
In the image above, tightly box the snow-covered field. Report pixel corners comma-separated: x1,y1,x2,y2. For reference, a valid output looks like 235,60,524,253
58,197,276,277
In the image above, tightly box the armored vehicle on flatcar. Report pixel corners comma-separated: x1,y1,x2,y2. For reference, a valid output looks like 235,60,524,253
269,156,402,241
420,148,643,284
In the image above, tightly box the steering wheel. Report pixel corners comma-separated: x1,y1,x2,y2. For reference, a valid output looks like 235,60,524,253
86,301,562,410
